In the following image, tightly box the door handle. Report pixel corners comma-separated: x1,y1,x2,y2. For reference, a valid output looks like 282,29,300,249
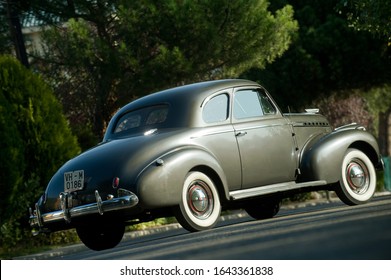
235,131,247,137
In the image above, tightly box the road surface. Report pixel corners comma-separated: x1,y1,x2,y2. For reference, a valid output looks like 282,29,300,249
18,194,391,260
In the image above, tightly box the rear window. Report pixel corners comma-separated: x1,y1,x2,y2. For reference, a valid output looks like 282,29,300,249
114,105,169,134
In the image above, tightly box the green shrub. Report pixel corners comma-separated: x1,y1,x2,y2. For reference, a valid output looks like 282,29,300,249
0,55,80,255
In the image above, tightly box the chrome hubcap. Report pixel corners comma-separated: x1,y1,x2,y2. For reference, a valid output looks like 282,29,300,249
346,159,369,194
187,180,213,219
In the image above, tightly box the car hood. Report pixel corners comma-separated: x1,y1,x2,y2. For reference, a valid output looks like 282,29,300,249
43,128,185,211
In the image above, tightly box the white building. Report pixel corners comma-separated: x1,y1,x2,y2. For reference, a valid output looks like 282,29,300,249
21,13,48,56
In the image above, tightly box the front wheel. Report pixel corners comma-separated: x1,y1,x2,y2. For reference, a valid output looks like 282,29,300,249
174,171,221,232
76,223,125,251
335,148,377,205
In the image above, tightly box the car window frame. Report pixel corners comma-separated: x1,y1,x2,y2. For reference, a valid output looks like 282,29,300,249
200,90,232,126
232,87,278,122
202,92,230,124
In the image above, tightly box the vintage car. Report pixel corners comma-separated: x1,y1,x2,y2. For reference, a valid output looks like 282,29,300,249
30,79,383,251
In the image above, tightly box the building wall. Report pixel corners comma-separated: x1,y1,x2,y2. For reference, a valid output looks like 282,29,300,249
23,26,45,56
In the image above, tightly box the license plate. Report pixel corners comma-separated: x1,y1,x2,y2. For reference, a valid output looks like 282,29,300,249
64,170,84,192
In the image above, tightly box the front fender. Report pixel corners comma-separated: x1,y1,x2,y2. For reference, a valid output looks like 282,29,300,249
299,126,381,183
135,147,229,208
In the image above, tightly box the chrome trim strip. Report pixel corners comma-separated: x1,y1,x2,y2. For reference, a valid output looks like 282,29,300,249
334,122,358,131
229,180,327,200
190,129,235,138
95,190,104,215
293,122,330,127
60,192,71,222
35,202,43,228
30,191,139,229
235,123,286,131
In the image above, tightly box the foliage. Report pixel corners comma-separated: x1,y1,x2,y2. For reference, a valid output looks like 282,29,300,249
127,217,178,231
363,84,391,116
283,192,312,203
339,0,391,43
0,2,11,54
0,228,80,259
362,84,391,156
0,55,80,253
30,0,298,138
242,0,391,111
310,83,391,158
311,90,373,130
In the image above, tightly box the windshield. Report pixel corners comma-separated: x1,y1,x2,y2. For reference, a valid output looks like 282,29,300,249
113,105,169,135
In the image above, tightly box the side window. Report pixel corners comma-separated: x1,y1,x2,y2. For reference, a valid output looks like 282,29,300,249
234,89,276,119
234,90,263,119
202,93,229,123
259,90,276,115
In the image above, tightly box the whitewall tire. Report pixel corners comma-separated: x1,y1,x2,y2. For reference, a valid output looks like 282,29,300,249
336,148,376,205
174,171,221,232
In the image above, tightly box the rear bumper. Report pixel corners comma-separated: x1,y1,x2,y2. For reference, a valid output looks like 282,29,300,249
29,189,139,235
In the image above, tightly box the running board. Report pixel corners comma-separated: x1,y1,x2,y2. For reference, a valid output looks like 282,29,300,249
229,180,327,200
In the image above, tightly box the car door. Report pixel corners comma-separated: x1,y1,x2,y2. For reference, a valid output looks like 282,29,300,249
232,87,297,189
197,90,242,191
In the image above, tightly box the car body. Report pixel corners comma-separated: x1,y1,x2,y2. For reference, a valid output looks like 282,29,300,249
29,79,383,250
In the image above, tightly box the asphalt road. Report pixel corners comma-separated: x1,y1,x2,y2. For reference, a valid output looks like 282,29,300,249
19,194,391,260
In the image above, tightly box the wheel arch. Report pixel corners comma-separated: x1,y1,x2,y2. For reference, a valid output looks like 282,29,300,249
349,140,381,169
136,147,230,208
299,128,381,183
189,165,229,205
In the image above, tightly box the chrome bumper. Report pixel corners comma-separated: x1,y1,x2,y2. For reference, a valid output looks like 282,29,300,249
29,189,139,235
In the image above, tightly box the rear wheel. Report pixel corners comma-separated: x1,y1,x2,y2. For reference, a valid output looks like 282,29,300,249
335,148,376,205
76,223,125,251
174,171,221,232
244,198,281,220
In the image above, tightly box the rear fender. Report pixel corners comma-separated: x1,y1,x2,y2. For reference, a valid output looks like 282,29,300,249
135,147,229,208
299,126,381,183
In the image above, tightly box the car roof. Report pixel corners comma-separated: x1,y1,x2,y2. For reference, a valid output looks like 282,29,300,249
119,79,259,112
104,79,261,140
